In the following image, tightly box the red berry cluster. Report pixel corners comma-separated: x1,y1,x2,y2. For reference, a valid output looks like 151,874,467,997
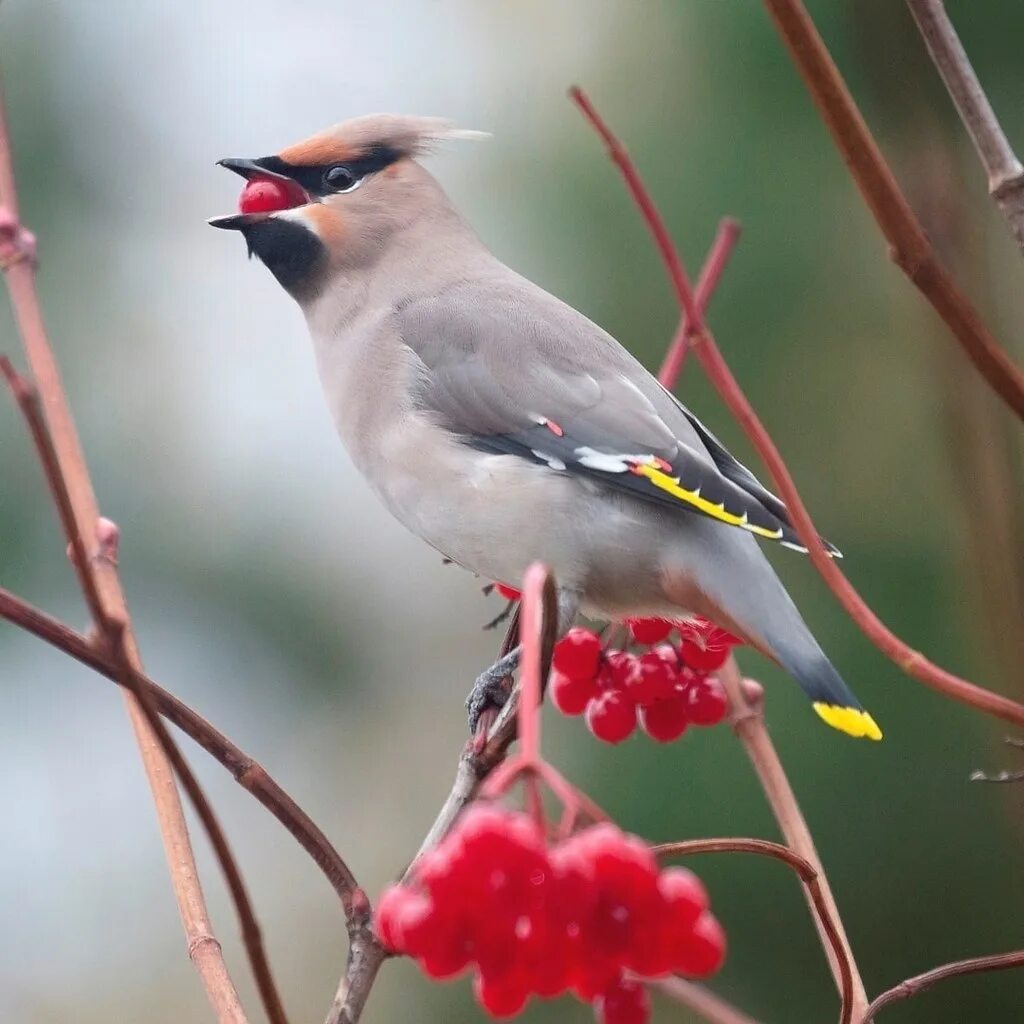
550,618,739,744
376,805,725,1022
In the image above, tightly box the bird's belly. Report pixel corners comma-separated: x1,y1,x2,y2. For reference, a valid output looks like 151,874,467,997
370,439,660,599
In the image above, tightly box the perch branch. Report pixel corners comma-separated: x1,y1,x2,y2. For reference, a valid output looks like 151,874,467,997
0,76,253,1021
322,603,535,1024
904,0,1024,253
570,84,1024,730
759,0,1024,418
860,948,1024,1022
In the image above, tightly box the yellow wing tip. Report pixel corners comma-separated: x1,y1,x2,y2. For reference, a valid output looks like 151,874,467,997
813,703,883,741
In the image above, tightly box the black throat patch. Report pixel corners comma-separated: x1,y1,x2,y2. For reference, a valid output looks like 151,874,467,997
240,217,327,301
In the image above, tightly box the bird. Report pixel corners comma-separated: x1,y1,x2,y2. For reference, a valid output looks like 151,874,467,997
209,113,881,742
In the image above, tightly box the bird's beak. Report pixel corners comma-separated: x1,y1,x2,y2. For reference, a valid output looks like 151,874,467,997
211,156,312,231
207,212,269,231
217,157,291,183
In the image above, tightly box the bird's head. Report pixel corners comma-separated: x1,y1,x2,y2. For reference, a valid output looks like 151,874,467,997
210,114,480,300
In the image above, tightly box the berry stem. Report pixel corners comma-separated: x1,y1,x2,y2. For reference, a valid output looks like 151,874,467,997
516,562,549,765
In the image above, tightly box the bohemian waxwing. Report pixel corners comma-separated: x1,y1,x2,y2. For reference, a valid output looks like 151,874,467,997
210,114,881,741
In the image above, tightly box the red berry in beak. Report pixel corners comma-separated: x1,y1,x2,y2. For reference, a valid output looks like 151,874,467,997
238,177,307,214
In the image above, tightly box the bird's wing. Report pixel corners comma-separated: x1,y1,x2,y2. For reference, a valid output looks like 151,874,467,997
395,289,837,554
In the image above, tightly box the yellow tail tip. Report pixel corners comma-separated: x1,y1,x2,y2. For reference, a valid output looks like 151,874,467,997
813,702,883,741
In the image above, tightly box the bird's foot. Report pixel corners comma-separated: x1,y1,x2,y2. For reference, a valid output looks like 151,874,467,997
465,645,522,734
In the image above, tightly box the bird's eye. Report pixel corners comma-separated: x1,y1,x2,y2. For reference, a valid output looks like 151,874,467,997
323,165,361,193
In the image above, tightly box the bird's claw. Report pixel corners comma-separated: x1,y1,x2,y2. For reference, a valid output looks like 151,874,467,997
465,645,522,734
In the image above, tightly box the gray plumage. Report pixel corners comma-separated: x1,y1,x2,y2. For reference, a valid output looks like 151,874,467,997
212,114,880,739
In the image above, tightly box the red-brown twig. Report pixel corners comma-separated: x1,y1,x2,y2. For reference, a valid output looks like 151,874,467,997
659,219,742,388
572,86,870,1012
719,660,866,1015
860,948,1024,1022
0,584,361,907
653,977,762,1024
655,837,854,1024
0,80,250,1021
570,84,1024,731
904,0,1024,253
323,610,535,1024
760,0,1024,418
1,358,288,1024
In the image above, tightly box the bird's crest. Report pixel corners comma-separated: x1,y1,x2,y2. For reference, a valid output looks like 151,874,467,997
278,114,488,168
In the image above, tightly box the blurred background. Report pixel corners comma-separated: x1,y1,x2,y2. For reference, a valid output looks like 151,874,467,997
1,1,1022,1021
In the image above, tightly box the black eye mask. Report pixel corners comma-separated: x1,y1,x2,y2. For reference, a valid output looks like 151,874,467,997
254,143,403,198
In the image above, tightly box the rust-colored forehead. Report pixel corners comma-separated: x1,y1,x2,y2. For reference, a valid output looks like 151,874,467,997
278,133,359,166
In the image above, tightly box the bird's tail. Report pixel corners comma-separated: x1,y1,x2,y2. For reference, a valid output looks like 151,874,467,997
770,639,882,741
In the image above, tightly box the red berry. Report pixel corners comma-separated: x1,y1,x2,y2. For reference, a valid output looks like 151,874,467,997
651,643,680,668
639,695,690,742
604,651,643,695
659,867,709,930
585,691,638,743
632,652,677,704
374,884,414,952
626,617,674,645
687,677,729,726
418,927,474,980
673,911,727,978
473,967,530,1019
678,617,740,672
237,176,307,214
494,582,521,601
374,887,439,959
553,627,603,682
551,668,598,716
679,638,730,672
594,976,651,1024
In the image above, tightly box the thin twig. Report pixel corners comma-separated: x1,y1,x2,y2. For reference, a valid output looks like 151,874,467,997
758,0,1024,418
0,585,361,909
0,74,251,1021
1,360,284,1023
570,85,1024,730
860,949,1024,1023
653,976,762,1024
904,0,1024,253
322,599,539,1024
655,836,854,1024
719,662,866,1018
660,218,742,388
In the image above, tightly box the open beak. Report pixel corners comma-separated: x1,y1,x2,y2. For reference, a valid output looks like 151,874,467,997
210,157,312,230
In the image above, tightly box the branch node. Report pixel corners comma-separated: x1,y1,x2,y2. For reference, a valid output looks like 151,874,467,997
0,206,37,269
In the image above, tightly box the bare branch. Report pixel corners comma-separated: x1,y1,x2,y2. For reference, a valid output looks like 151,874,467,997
905,0,1024,252
0,585,362,910
655,836,856,1024
660,218,742,389
653,976,762,1024
570,85,1024,730
860,949,1024,1022
0,72,256,1019
756,0,1024,417
718,662,866,1018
